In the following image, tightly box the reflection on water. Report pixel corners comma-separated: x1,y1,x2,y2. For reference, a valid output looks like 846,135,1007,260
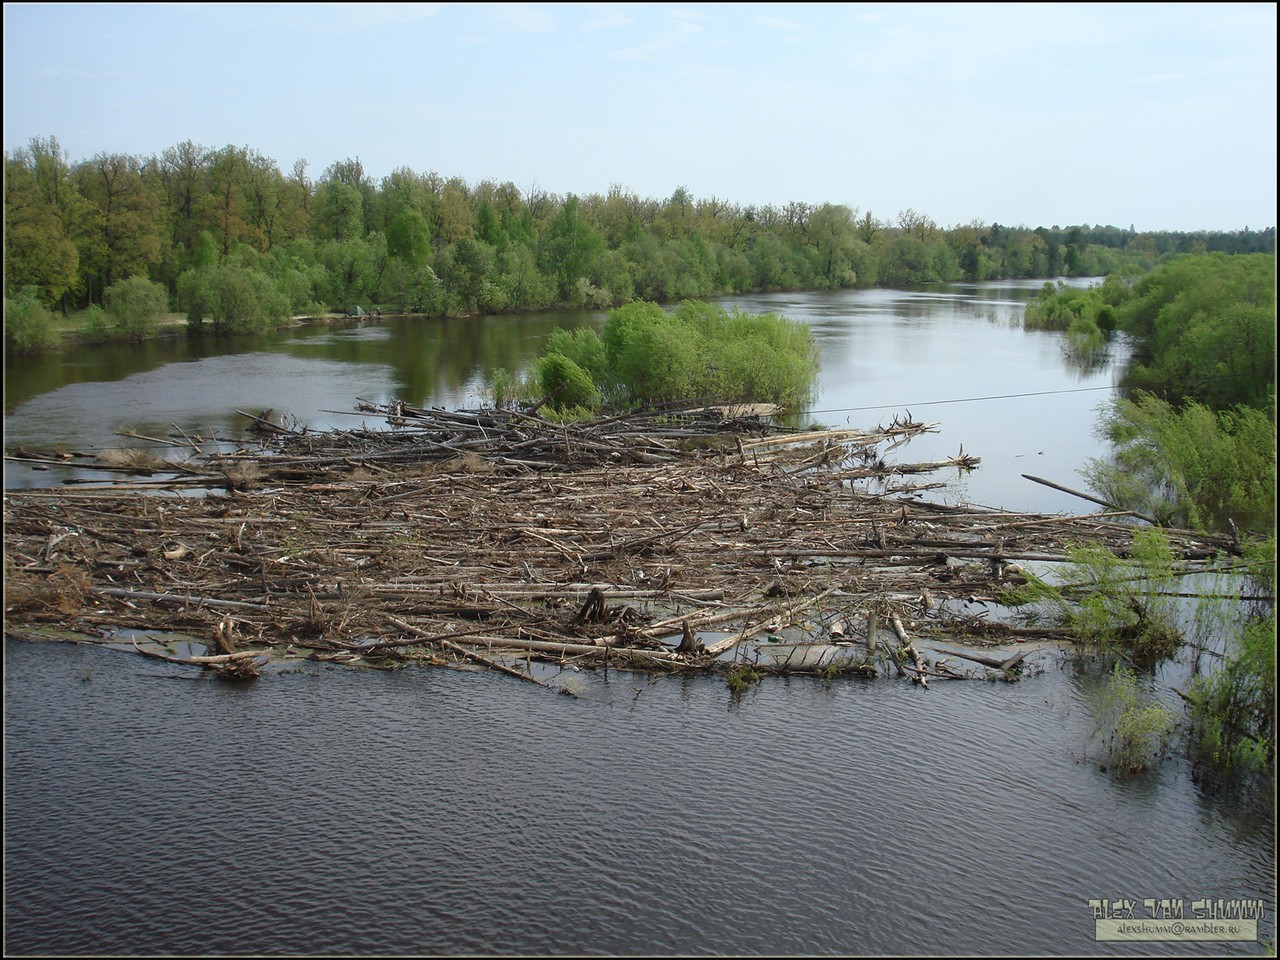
3,638,1273,957
6,282,1120,512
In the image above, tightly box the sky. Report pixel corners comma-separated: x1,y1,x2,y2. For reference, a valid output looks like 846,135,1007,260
3,2,1276,232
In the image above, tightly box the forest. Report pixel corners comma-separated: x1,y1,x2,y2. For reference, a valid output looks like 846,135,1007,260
4,135,1276,351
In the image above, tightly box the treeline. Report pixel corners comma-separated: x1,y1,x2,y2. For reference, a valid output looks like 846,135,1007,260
6,136,1276,334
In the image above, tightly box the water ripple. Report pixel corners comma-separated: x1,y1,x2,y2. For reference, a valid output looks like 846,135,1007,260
4,639,1273,956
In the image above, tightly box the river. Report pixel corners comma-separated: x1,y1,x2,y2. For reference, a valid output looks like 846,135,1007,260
4,282,1275,956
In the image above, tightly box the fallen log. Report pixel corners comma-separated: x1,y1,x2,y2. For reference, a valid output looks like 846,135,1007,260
386,616,575,696
929,646,1032,671
130,639,263,679
1022,474,1158,525
94,588,271,611
890,613,928,688
452,635,688,664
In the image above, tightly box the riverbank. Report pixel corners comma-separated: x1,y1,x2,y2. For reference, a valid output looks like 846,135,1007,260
46,309,386,350
4,401,1234,689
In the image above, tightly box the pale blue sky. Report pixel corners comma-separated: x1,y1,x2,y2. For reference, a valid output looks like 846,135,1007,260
4,2,1276,231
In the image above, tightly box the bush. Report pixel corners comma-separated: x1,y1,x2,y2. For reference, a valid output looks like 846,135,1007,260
104,275,169,340
177,267,215,327
1188,612,1276,781
1092,662,1177,775
1062,528,1182,668
544,327,609,382
3,286,61,353
1117,253,1275,411
1085,393,1276,535
536,353,600,413
180,263,291,334
79,304,112,340
1187,536,1275,783
594,300,819,408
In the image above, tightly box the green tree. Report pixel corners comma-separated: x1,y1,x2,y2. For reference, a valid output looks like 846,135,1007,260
71,151,164,301
157,139,210,257
322,157,377,233
877,236,933,286
439,237,496,314
799,203,859,288
1119,253,1276,411
542,195,605,302
314,181,365,242
3,144,79,304
386,207,432,267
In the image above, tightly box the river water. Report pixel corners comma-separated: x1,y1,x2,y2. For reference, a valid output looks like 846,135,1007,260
4,282,1276,956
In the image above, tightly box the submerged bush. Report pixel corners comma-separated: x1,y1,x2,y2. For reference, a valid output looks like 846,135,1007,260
1062,528,1183,668
1187,536,1276,784
1092,662,1177,775
589,300,819,409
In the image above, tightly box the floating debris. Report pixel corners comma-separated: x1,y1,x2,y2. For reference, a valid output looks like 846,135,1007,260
3,401,1233,690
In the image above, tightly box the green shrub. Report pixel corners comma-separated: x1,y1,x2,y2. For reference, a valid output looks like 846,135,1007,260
727,663,764,693
3,287,61,353
178,263,291,334
593,300,819,408
104,275,169,340
536,353,601,413
490,367,534,409
79,304,112,340
1187,536,1275,782
1092,662,1177,775
177,267,215,327
1117,253,1275,411
544,327,609,382
1085,392,1276,534
1062,528,1182,668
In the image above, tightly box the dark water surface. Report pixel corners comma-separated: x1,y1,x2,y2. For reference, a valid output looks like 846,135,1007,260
4,638,1274,956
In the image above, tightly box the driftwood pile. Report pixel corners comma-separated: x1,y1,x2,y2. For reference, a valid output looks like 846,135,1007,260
3,402,1234,690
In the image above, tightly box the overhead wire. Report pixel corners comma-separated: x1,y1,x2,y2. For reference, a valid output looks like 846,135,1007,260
803,383,1122,417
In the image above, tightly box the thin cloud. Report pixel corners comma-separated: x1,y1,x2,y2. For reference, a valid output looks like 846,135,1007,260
752,15,812,35
579,3,634,32
302,2,444,34
481,3,557,34
611,17,703,62
610,7,712,62
30,67,140,80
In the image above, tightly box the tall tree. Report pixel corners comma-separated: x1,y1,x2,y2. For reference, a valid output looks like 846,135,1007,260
806,203,860,287
541,194,604,301
323,156,377,234
435,178,475,244
72,151,163,298
3,139,80,303
157,140,210,254
314,181,365,241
